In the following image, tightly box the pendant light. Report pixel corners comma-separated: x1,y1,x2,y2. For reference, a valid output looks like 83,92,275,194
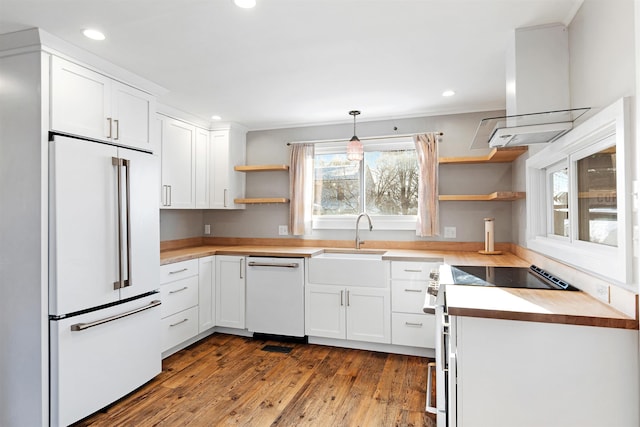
346,110,363,161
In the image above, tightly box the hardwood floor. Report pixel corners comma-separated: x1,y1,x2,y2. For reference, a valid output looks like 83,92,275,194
73,334,436,427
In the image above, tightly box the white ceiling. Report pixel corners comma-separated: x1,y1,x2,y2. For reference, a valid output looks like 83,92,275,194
0,0,583,130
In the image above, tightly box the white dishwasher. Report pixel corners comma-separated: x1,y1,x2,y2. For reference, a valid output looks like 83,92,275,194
246,256,305,338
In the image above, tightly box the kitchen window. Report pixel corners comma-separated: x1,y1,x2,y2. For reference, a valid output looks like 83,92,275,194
313,137,418,230
526,98,632,285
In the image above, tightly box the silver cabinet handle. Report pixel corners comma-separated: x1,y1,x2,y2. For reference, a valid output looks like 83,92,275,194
114,119,120,140
404,269,423,273
405,322,423,327
340,290,344,306
71,300,161,331
404,289,423,293
224,188,228,207
168,268,188,275
169,318,188,327
168,185,172,206
247,262,299,268
346,290,350,306
240,258,244,279
169,286,188,294
107,117,113,139
426,362,437,414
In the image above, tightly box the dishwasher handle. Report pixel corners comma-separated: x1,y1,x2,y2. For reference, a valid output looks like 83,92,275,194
247,261,299,268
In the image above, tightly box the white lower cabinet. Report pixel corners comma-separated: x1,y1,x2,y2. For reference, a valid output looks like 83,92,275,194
198,256,215,332
215,255,246,329
159,260,200,352
390,260,440,348
450,315,639,427
305,284,390,344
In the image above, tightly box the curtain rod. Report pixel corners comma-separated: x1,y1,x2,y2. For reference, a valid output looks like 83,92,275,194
286,132,443,146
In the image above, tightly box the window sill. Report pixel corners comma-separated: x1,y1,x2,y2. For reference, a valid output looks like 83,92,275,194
313,215,417,231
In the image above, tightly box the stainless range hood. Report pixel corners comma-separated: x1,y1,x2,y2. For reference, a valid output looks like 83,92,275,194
471,24,590,149
470,107,590,149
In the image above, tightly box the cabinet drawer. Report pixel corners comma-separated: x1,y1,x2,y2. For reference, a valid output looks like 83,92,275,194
160,259,198,284
392,281,434,313
391,261,440,281
161,306,199,352
392,312,435,348
160,275,198,318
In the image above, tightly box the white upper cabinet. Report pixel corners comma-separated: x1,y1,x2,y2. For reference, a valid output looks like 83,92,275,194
210,128,246,210
160,116,196,208
50,56,155,152
194,128,210,209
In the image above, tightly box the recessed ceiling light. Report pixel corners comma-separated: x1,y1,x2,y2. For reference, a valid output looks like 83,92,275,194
234,0,256,8
211,115,222,121
442,90,456,97
82,29,105,41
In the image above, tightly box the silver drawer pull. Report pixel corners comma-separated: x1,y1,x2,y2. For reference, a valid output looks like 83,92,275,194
71,300,161,331
169,286,188,294
404,289,423,293
168,268,188,275
405,322,423,327
169,318,189,327
404,269,423,272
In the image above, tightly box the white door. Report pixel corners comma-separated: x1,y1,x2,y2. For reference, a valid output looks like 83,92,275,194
215,256,245,329
111,81,154,152
305,284,345,339
50,56,111,142
161,118,196,208
210,130,230,208
49,136,120,315
118,147,160,300
346,287,391,344
198,256,215,332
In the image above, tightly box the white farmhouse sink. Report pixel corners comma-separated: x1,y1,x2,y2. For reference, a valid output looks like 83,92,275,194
308,250,388,287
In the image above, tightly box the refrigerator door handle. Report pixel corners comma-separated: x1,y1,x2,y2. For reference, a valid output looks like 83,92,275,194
112,157,124,290
123,158,132,288
70,300,161,331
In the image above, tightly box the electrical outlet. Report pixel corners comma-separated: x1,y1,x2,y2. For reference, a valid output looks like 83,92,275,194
278,225,288,235
594,283,610,303
204,224,211,235
444,226,456,238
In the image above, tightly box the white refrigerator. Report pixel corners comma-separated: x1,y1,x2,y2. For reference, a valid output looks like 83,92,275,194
48,134,161,426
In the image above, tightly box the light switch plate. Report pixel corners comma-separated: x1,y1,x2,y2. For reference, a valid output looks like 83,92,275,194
204,224,211,235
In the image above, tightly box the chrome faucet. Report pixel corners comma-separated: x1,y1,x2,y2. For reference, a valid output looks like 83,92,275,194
355,212,373,249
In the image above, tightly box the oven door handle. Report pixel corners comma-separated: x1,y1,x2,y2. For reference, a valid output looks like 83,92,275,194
426,362,437,414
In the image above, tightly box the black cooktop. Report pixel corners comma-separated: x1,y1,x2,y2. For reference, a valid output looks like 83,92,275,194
450,265,578,291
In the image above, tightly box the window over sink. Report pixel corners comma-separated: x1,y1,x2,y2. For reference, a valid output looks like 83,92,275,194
313,137,419,230
526,97,632,285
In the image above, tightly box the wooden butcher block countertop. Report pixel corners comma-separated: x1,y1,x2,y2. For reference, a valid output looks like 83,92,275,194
445,284,638,330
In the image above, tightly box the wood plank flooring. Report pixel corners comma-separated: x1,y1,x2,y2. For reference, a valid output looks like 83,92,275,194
73,333,436,427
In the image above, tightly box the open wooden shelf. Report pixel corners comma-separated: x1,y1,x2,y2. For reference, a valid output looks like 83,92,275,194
439,192,526,201
438,147,527,164
234,197,290,204
234,165,289,172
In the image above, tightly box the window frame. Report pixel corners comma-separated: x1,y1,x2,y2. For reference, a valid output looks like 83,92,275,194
312,137,419,231
526,97,632,285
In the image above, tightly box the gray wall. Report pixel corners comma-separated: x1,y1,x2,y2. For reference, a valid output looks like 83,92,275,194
198,110,519,243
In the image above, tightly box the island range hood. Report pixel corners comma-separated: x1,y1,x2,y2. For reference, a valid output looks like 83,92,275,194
471,24,590,149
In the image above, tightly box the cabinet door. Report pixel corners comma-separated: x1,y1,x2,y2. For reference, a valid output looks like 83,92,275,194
198,256,215,332
346,287,391,344
194,127,210,208
215,256,245,329
210,129,246,209
111,81,155,152
51,56,111,142
160,117,196,208
305,284,345,339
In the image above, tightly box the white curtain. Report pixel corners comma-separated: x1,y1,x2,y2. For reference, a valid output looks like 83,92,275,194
414,133,439,237
289,143,315,236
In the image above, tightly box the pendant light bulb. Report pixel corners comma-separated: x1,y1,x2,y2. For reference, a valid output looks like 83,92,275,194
346,110,363,161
